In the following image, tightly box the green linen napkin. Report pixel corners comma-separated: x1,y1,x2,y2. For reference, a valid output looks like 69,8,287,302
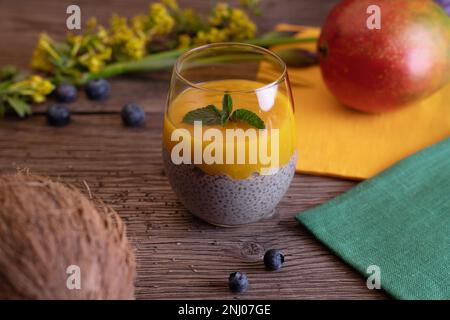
296,137,450,300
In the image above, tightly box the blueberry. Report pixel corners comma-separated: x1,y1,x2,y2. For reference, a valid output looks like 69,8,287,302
55,83,77,103
121,103,146,127
85,78,110,100
228,272,249,293
264,249,284,271
47,104,71,127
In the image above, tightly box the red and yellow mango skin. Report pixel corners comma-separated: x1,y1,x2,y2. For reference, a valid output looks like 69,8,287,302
318,0,450,113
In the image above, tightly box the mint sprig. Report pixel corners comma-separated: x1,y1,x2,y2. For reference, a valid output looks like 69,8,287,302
182,105,222,125
181,93,266,129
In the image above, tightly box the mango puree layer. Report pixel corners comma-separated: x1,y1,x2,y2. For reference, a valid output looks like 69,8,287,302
163,79,296,180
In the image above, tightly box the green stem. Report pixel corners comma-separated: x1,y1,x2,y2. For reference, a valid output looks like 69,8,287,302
82,36,317,84
81,49,186,84
245,36,317,47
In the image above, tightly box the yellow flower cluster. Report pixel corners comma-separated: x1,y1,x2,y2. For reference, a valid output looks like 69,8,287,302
208,3,231,26
227,7,256,40
178,34,192,49
109,15,147,61
195,2,256,45
148,3,175,35
30,0,258,77
67,24,113,72
10,75,54,103
31,33,58,72
194,28,228,45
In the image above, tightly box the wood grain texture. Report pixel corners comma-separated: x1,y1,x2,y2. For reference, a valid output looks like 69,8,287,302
0,0,388,299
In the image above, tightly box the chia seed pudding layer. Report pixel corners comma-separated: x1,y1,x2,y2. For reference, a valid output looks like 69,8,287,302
163,148,297,226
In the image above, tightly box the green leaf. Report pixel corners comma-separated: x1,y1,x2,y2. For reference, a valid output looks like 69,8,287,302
182,105,222,125
0,65,20,82
6,97,32,117
0,80,13,95
260,30,298,40
274,48,318,68
221,93,233,125
230,109,266,129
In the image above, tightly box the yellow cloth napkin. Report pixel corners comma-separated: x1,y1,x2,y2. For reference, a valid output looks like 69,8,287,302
276,24,450,180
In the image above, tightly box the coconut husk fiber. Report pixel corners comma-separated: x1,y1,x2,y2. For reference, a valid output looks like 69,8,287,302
0,174,136,299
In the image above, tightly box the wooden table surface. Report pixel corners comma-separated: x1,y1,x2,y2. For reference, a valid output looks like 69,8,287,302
0,0,387,299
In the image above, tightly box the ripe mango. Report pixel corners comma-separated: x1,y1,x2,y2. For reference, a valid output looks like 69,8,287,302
318,0,450,112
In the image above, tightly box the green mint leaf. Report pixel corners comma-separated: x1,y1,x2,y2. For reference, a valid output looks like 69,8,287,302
221,93,232,125
230,109,266,129
182,105,222,125
6,96,31,117
181,94,265,129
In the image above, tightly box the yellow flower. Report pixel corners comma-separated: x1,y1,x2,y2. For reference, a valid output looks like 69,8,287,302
110,14,129,40
132,14,148,32
31,94,44,103
87,56,103,72
31,47,52,72
38,33,59,60
194,28,229,45
178,34,191,48
228,8,256,40
29,76,55,102
97,26,110,43
177,8,203,34
205,4,256,42
109,14,147,60
209,2,230,26
124,35,146,59
97,46,112,60
65,23,113,71
11,75,55,103
30,75,54,94
78,45,112,72
31,33,59,71
148,3,175,35
67,34,84,46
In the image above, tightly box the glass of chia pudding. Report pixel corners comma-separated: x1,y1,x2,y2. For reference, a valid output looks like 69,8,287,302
163,43,297,226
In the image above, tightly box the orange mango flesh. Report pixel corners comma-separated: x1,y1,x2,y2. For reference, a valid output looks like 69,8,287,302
163,79,296,180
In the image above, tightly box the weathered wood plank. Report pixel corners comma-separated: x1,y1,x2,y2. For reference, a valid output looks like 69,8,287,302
0,115,386,299
0,0,388,299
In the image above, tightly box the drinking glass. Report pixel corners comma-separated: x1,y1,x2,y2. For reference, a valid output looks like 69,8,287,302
163,43,296,226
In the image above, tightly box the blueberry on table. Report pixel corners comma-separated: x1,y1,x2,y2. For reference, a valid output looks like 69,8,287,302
228,272,249,293
264,249,284,271
85,79,110,100
55,83,77,103
47,104,71,127
121,103,146,127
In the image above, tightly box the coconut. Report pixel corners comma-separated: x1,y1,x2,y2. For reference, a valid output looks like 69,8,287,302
0,174,135,299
